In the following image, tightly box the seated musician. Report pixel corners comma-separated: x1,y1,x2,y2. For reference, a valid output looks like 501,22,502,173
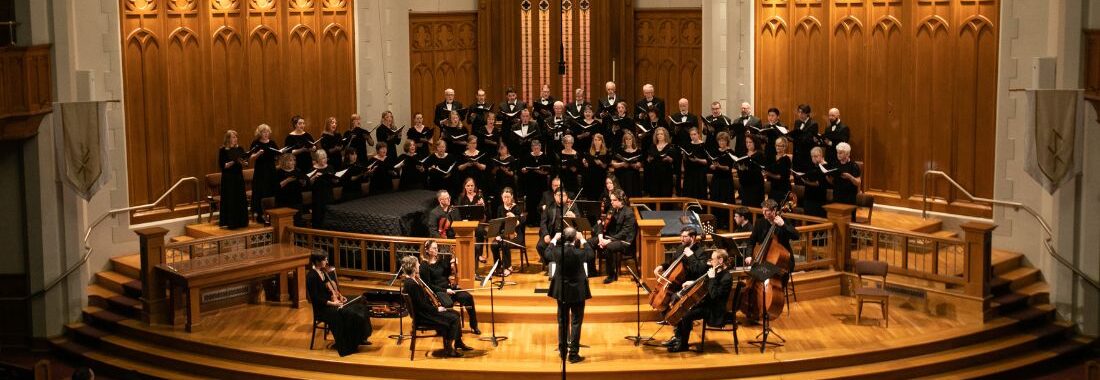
732,207,754,266
745,199,799,283
536,190,579,267
667,249,733,353
419,240,480,335
306,251,372,357
655,226,709,347
399,256,473,358
428,190,456,238
596,189,636,284
491,187,525,276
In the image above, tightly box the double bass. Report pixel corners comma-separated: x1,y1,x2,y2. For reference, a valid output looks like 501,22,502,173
738,195,795,321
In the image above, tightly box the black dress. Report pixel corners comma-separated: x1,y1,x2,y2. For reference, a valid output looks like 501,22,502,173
457,151,488,192
645,143,678,197
441,123,469,157
405,125,434,156
491,202,526,269
218,147,249,229
343,126,373,161
487,154,517,201
420,259,478,330
375,124,403,160
365,155,395,196
797,166,829,218
681,142,710,199
424,153,456,193
249,139,279,222
581,150,610,200
284,132,316,173
709,147,736,204
275,169,304,213
603,114,632,150
306,269,371,357
766,155,793,201
520,153,551,227
572,118,605,154
475,126,503,156
557,151,582,194
736,151,766,208
318,132,344,170
339,160,366,201
402,278,464,344
397,152,428,191
308,165,337,228
612,148,644,197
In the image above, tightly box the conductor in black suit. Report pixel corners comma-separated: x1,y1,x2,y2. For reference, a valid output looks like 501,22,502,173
547,226,594,363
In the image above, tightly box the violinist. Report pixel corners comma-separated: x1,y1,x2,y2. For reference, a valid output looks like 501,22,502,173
428,190,456,238
400,255,473,358
536,190,579,266
491,187,525,276
306,251,372,356
667,249,732,353
419,240,481,335
596,189,636,284
745,199,799,276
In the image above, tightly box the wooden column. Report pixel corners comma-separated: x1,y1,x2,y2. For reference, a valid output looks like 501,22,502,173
452,221,480,289
824,203,857,272
637,219,666,290
961,222,997,300
135,227,169,325
267,207,297,243
266,207,297,302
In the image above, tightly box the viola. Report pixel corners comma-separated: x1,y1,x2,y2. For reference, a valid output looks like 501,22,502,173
437,206,453,238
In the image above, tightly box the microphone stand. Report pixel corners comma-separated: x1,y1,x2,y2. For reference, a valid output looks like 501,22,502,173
623,265,654,346
478,261,508,346
386,271,412,344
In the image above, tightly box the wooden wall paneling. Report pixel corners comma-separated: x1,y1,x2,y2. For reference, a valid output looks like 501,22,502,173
247,1,283,135
634,10,703,114
410,12,479,125
756,2,790,120
864,1,907,200
122,1,168,208
120,0,357,221
754,0,997,217
165,1,204,206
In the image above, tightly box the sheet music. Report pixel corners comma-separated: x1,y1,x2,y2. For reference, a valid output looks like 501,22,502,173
334,168,348,178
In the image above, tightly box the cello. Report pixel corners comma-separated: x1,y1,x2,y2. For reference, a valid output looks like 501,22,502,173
737,195,795,322
648,220,714,312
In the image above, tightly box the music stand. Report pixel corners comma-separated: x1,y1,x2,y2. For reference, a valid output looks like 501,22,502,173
482,217,521,287
746,261,785,353
623,266,654,346
455,205,485,221
571,200,602,226
710,234,748,267
478,257,508,346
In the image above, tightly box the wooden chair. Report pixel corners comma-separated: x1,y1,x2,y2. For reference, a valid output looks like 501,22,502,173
204,173,222,223
306,290,330,350
401,291,441,361
854,260,890,327
855,193,875,223
698,287,740,354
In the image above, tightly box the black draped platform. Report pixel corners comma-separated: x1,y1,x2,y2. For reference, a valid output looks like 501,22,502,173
321,190,438,237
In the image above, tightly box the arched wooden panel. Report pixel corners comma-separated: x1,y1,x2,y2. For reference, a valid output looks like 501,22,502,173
119,0,357,222
754,0,999,217
634,10,703,114
409,13,479,123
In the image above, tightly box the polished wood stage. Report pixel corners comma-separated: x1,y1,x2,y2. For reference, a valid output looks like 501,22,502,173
62,270,1090,379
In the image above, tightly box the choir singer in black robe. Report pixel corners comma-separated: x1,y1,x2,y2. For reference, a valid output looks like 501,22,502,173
218,130,249,229
547,227,594,363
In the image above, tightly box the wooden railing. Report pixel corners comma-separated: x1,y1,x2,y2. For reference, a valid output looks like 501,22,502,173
163,228,274,264
284,226,457,280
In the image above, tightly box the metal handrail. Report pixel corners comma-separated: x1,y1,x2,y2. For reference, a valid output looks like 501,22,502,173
922,170,1099,291
0,177,202,302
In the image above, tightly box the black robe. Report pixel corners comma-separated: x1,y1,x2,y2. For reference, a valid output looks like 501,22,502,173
284,132,316,173
424,153,456,192
404,125,433,156
766,155,793,202
218,147,249,229
308,165,337,228
612,148,644,197
397,152,428,191
681,142,710,199
645,143,679,197
736,151,766,208
249,139,279,221
306,269,371,357
318,132,345,170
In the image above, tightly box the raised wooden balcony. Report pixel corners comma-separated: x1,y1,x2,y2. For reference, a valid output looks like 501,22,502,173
0,44,51,141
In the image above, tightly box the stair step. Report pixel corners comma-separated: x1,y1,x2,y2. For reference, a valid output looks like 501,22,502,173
919,335,1095,379
991,249,1024,276
84,332,381,380
990,292,1030,315
761,320,1076,380
1016,281,1052,306
998,267,1041,291
50,337,211,380
86,284,142,319
110,254,142,279
170,235,196,243
95,271,142,298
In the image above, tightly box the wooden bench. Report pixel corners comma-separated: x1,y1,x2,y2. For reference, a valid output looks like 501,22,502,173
156,243,310,332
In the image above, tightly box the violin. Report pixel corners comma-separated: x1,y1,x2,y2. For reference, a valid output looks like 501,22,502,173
737,194,795,322
437,206,454,238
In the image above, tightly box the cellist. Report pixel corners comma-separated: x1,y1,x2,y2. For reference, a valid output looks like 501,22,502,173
667,249,732,353
653,226,709,281
745,199,799,282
